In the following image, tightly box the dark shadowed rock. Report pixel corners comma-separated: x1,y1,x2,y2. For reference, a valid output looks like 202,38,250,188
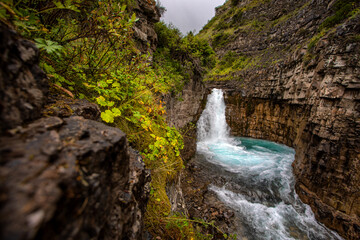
0,23,48,133
43,96,101,121
0,116,150,240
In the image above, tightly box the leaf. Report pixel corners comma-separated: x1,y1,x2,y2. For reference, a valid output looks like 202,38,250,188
34,38,63,54
98,81,108,88
112,82,120,88
96,96,107,106
101,110,114,123
111,107,121,117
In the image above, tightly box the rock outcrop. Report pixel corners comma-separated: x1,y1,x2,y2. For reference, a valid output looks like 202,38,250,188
0,24,48,133
0,24,150,240
202,0,360,238
166,75,207,161
133,0,161,53
0,116,150,240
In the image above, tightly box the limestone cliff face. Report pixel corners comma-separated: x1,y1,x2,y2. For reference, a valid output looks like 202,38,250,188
203,0,360,239
0,24,150,240
165,75,207,161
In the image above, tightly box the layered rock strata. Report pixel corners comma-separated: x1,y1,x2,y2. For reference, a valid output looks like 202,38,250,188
207,14,360,239
166,75,207,161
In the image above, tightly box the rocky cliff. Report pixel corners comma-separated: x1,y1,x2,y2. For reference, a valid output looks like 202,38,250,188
0,23,150,240
133,0,161,53
166,74,207,162
201,0,360,239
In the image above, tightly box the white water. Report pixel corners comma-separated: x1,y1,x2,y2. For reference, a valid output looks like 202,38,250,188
196,88,343,240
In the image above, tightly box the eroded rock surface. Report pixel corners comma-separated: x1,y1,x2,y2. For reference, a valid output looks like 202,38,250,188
0,116,150,240
133,0,161,53
166,77,207,161
0,23,48,132
180,155,238,239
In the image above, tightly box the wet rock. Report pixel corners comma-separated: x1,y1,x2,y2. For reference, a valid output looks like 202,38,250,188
180,155,240,239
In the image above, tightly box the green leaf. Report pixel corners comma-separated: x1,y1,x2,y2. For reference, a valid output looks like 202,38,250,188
98,81,108,88
101,110,114,123
111,107,121,117
96,96,107,106
34,38,63,54
112,82,120,88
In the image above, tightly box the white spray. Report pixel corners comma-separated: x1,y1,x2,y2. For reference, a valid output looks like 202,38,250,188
197,88,229,142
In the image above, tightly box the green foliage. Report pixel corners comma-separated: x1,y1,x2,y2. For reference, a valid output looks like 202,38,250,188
34,38,63,54
154,21,216,90
231,0,240,7
231,9,244,26
320,0,359,31
212,32,232,49
307,31,325,52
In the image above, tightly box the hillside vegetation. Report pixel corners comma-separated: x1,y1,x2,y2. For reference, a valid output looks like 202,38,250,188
198,0,360,81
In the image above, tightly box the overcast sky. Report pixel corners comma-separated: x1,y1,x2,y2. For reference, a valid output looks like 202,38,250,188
158,0,226,34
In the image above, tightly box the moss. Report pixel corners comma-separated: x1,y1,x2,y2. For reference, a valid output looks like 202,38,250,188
350,34,360,42
320,0,359,31
271,1,311,27
211,32,232,49
251,19,266,31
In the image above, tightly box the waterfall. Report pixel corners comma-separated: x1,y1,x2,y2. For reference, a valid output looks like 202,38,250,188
194,88,344,239
197,88,229,142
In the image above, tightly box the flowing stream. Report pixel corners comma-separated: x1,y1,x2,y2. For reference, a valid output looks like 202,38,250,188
196,88,343,240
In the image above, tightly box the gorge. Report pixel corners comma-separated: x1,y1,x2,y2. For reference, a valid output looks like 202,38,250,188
0,0,359,239
195,88,342,239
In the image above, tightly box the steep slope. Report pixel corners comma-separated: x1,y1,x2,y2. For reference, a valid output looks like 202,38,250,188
200,0,360,239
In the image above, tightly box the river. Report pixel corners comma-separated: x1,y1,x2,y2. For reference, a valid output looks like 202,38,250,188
196,88,343,240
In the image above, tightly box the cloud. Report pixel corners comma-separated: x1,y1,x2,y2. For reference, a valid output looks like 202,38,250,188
158,0,226,34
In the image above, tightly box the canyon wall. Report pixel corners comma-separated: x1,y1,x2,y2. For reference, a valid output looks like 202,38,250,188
166,74,207,161
202,0,360,238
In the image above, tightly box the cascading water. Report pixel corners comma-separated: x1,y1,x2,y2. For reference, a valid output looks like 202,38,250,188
196,88,343,240
197,88,229,142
